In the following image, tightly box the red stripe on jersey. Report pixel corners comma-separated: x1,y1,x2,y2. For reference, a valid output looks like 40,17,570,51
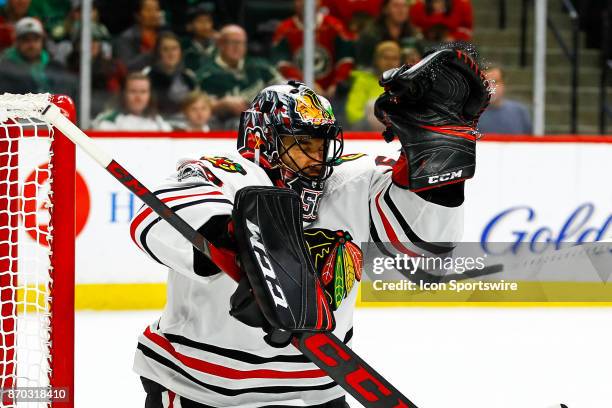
130,191,223,249
315,284,323,329
168,391,175,408
374,190,420,257
319,283,333,330
143,328,327,380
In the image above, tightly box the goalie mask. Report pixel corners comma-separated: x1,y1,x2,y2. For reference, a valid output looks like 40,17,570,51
237,81,344,221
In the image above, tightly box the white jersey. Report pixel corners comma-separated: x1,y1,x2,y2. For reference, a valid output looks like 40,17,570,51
131,151,463,407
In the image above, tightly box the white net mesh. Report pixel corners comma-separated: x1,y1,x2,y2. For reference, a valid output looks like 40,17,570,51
1,111,55,407
0,94,51,124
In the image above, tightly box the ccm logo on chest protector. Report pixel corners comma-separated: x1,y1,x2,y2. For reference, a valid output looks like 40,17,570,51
428,170,463,184
246,219,289,309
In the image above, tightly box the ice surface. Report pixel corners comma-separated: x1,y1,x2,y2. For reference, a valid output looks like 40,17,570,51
76,308,612,408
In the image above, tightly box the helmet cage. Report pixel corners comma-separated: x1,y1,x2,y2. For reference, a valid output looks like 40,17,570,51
272,123,344,185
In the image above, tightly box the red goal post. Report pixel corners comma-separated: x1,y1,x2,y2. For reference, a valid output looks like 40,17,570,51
0,94,75,407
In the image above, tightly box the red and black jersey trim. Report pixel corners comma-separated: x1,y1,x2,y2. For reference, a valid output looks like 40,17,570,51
369,212,396,259
164,333,310,364
131,186,223,249
140,376,347,408
136,184,215,213
372,189,420,257
144,328,326,379
381,185,454,255
161,329,354,365
139,198,232,267
155,183,215,196
137,344,338,395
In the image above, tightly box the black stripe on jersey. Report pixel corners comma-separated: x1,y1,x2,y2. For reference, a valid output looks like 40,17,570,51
343,327,353,344
163,331,355,366
137,344,338,395
164,333,310,364
139,198,233,267
369,212,395,258
382,185,454,255
154,183,214,197
136,184,216,216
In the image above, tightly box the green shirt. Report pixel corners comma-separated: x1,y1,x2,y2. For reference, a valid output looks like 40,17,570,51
183,38,216,72
198,55,284,103
29,0,71,32
2,47,52,91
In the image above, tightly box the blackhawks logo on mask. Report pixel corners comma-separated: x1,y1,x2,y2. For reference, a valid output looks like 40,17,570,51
295,90,335,125
303,229,363,310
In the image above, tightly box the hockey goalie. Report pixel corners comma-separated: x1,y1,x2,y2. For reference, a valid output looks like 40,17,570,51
130,44,492,407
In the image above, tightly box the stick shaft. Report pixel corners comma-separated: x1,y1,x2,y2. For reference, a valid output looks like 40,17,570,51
43,104,112,167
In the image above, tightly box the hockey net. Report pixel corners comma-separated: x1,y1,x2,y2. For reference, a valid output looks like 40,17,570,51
0,94,75,407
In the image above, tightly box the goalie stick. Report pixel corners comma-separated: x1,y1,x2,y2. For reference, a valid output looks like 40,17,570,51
40,98,418,408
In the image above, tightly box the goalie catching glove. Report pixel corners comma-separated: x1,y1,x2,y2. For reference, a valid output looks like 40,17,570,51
230,186,335,347
374,45,493,192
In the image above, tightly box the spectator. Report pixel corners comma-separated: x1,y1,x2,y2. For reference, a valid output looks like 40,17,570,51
199,25,284,129
355,0,419,68
0,0,31,50
321,0,383,30
0,17,75,96
346,11,375,36
400,37,423,65
160,0,242,34
345,41,400,130
45,4,84,64
93,72,172,131
96,0,142,35
477,64,532,135
183,3,217,72
29,0,71,34
48,3,112,66
0,0,30,22
67,22,127,117
409,0,473,42
144,31,198,117
421,23,452,42
272,0,354,100
114,0,163,71
172,90,213,132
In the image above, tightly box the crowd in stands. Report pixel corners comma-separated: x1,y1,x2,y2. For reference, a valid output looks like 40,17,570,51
1,0,534,134
477,64,532,135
